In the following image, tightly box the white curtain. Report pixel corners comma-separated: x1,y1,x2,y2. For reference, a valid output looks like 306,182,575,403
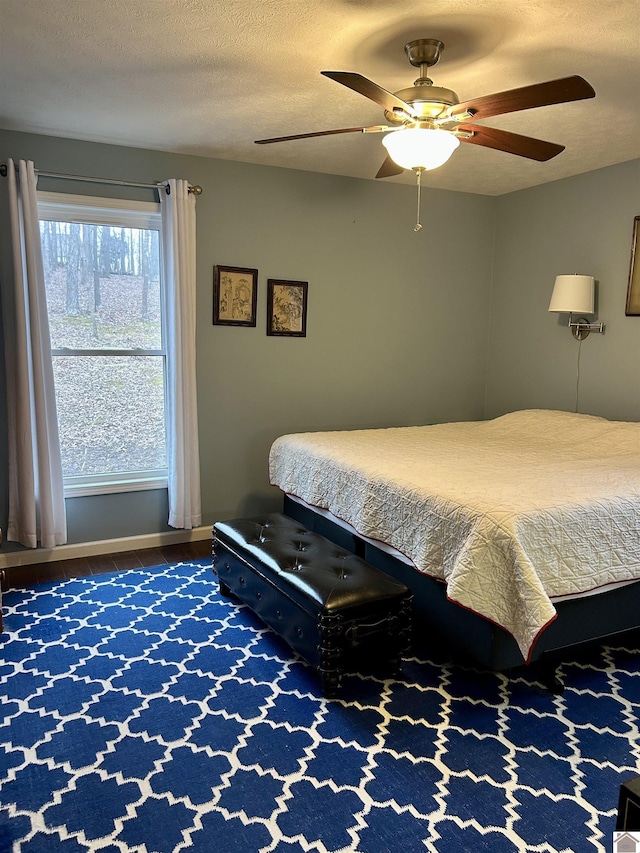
4,159,67,548
160,179,202,529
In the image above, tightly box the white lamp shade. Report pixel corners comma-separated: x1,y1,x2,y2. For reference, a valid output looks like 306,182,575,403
382,128,460,171
548,274,595,314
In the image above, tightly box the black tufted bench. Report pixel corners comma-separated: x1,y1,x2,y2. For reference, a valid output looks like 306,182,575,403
212,513,412,697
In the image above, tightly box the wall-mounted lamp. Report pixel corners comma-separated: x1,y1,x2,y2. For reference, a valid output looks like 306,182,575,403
548,274,605,340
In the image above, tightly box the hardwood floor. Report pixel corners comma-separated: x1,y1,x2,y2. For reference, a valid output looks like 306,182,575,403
2,538,213,591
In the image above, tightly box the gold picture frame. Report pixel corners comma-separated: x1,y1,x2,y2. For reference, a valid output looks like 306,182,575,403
626,215,640,316
266,280,308,337
213,265,258,326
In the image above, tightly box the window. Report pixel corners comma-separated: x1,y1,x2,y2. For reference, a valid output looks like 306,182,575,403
38,192,167,497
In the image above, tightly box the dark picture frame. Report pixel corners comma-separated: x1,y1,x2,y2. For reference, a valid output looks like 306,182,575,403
626,216,640,316
213,265,258,326
267,280,308,337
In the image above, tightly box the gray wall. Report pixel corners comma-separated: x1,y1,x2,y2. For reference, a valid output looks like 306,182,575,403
485,159,640,421
0,129,495,548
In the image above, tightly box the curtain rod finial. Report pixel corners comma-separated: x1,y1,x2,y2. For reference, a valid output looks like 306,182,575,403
189,185,203,196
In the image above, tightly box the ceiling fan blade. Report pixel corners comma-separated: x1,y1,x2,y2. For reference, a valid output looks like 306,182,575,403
450,76,595,122
375,155,405,179
458,125,565,161
255,124,389,144
322,70,415,116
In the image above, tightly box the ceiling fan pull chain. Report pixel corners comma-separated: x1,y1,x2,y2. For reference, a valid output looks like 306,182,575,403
414,167,424,232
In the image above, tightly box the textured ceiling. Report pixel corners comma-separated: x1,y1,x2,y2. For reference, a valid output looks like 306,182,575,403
1,0,639,195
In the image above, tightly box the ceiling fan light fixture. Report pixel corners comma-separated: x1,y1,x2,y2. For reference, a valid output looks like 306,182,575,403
382,127,460,171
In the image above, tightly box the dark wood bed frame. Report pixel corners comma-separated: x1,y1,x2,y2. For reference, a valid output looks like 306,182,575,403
284,495,640,687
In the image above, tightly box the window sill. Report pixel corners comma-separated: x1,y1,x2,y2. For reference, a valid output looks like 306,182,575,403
64,475,168,498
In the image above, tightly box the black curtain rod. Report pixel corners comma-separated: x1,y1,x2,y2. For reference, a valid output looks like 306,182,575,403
0,163,202,196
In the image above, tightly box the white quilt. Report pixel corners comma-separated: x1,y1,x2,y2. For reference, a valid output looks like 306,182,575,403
269,410,640,661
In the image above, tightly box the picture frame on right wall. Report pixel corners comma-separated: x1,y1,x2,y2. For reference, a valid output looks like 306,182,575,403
626,215,640,316
266,279,308,337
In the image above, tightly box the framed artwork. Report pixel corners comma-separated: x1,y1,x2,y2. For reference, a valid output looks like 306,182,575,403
626,215,640,316
267,280,308,337
213,265,258,326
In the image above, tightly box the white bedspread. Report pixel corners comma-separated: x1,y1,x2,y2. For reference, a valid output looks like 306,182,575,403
269,410,640,660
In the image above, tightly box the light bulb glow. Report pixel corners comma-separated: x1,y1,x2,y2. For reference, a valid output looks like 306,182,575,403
382,128,460,171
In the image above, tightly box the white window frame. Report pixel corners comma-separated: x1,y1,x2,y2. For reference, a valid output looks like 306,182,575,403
37,191,168,498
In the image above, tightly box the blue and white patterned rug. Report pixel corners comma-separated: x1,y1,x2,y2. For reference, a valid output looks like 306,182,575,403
0,560,638,853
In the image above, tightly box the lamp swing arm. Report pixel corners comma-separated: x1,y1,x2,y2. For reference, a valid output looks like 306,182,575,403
568,314,605,340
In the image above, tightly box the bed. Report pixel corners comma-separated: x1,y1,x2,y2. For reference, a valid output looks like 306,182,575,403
269,410,640,675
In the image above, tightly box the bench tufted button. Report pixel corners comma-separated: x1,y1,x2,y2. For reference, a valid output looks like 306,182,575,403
256,591,262,600
239,577,245,586
296,627,303,637
276,609,282,619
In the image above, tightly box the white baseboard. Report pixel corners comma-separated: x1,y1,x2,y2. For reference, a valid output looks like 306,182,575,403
0,526,212,569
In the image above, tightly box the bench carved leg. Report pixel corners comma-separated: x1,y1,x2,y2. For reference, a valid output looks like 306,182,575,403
319,667,342,699
318,613,344,698
398,596,413,657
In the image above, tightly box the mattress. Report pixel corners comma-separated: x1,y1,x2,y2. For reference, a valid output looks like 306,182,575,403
269,410,640,660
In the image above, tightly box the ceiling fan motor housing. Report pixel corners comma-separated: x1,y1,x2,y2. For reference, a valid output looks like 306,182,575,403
383,40,459,125
384,86,460,124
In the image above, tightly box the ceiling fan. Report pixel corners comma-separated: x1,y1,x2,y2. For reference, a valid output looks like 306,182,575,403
255,38,596,180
